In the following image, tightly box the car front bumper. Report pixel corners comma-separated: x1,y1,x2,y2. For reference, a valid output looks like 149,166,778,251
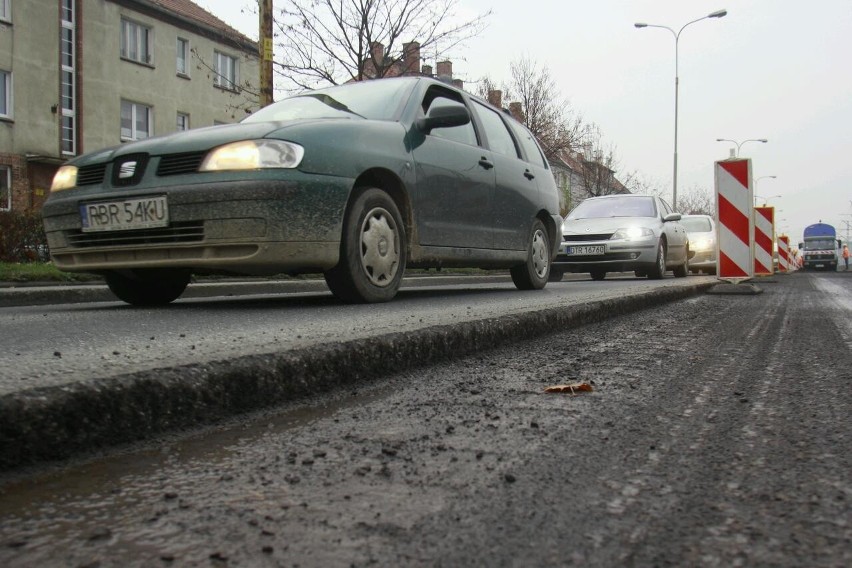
551,237,658,273
42,176,353,275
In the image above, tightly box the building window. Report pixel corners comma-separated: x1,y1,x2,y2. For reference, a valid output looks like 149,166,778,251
213,51,237,90
176,37,189,76
120,18,152,64
60,0,76,155
0,167,10,211
176,112,189,131
121,100,152,140
1,0,10,23
0,70,10,119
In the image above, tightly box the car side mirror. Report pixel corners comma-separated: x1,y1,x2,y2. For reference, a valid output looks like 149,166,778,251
663,213,681,222
416,105,471,134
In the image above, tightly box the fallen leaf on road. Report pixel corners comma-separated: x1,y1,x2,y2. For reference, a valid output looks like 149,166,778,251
544,382,593,395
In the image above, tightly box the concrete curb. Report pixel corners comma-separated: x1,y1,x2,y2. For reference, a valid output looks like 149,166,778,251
0,282,715,471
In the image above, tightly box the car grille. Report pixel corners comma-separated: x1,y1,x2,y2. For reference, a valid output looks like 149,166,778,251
76,164,108,186
66,221,205,248
564,233,614,242
157,152,206,176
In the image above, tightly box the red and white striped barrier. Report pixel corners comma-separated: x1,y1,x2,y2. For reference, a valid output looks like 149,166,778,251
753,206,775,276
778,235,791,272
715,159,754,280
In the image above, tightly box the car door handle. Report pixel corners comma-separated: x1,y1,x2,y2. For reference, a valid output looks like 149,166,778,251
478,157,494,170
524,170,535,180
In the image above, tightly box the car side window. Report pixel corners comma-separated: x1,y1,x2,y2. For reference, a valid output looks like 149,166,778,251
472,101,519,159
506,119,548,168
422,90,478,147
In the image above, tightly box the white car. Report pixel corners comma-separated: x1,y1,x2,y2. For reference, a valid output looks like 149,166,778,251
551,194,690,281
679,214,717,274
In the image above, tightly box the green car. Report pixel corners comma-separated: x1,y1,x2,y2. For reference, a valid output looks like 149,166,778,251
43,77,562,305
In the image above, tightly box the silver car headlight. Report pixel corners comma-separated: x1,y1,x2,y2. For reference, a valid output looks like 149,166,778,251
611,227,654,240
200,140,304,171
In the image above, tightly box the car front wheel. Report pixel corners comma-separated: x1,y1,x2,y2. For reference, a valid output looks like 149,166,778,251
548,268,564,282
104,269,190,306
590,270,606,281
648,240,666,279
324,187,406,303
510,219,550,290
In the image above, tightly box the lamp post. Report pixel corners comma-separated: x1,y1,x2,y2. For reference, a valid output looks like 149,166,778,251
753,175,778,206
716,138,768,157
635,9,727,210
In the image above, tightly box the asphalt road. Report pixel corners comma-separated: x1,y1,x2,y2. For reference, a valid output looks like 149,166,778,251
1,271,849,567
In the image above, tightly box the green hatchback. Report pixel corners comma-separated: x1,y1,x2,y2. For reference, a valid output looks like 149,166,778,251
43,77,561,304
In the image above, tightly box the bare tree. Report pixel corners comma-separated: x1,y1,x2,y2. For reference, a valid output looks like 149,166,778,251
676,185,715,215
274,0,490,91
572,126,630,198
503,57,586,160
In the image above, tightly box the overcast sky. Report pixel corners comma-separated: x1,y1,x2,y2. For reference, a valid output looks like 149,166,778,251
197,0,852,245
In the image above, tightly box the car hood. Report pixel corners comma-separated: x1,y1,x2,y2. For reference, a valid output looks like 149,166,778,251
70,120,327,166
562,217,658,236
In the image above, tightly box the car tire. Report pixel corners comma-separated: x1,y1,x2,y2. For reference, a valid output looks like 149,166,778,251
590,270,606,281
510,218,550,290
104,269,190,306
634,270,647,278
673,245,688,278
324,187,406,303
548,268,564,282
648,239,666,279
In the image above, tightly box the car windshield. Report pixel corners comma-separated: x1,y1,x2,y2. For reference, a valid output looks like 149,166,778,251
242,79,413,123
680,217,713,232
568,196,657,220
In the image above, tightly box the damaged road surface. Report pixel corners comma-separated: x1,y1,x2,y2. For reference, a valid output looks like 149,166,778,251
1,272,851,566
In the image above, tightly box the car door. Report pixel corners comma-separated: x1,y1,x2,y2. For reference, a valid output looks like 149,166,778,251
409,87,495,249
470,100,539,251
659,198,688,262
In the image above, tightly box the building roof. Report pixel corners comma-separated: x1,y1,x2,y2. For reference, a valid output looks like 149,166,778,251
141,0,257,50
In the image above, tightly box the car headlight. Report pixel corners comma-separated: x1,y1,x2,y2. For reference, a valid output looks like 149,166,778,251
51,165,78,192
692,238,714,251
611,226,654,240
199,140,304,171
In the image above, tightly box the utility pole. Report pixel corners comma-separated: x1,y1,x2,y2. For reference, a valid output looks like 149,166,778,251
259,0,274,107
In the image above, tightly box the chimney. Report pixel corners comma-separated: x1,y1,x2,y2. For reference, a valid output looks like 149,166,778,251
402,41,420,74
436,60,453,79
508,102,524,122
370,42,384,63
421,64,433,77
452,78,463,89
488,89,503,109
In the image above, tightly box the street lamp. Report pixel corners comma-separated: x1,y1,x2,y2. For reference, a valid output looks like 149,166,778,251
635,8,728,210
716,138,768,157
754,175,778,206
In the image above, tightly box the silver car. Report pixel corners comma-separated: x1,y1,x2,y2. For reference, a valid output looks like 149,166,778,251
551,194,689,281
679,214,717,274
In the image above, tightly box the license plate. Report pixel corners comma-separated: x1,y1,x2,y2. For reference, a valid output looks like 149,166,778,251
80,196,169,232
565,244,606,256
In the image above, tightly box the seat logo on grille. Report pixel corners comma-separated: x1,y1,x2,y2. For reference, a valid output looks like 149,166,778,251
118,161,137,179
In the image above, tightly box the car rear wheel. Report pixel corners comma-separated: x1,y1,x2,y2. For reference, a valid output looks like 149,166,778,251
548,268,564,282
510,219,550,290
104,269,190,306
590,270,606,281
673,245,689,278
324,187,406,303
648,240,666,279
634,270,647,278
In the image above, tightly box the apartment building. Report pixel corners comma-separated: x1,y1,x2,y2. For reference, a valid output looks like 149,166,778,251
0,0,259,213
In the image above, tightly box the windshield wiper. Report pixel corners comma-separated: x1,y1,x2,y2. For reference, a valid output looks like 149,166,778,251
303,94,366,118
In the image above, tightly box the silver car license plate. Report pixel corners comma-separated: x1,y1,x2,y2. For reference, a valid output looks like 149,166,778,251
80,196,169,232
565,244,605,256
